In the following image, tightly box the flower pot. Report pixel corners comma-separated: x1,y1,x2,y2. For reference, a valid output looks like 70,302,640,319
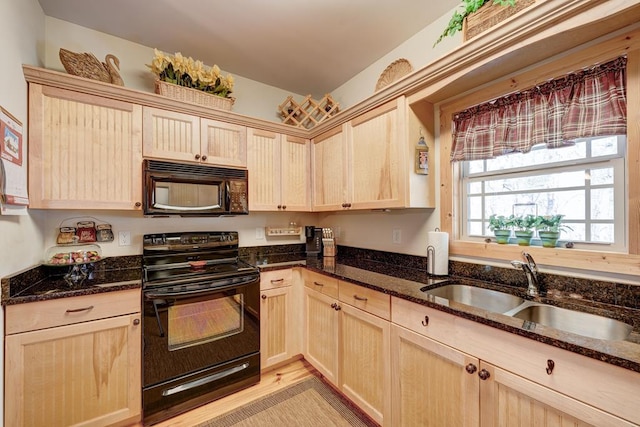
493,229,511,244
539,230,560,248
514,230,533,246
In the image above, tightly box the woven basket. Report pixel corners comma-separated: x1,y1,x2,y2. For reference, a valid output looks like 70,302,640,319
155,80,234,110
463,0,535,41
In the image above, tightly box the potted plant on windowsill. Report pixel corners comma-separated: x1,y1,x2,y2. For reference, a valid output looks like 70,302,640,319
510,214,536,246
535,215,572,248
488,214,511,244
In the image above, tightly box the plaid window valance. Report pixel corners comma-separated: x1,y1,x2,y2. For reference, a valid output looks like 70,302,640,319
450,56,627,161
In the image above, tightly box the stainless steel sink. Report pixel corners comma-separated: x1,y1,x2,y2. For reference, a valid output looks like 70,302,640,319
510,303,633,341
421,284,525,313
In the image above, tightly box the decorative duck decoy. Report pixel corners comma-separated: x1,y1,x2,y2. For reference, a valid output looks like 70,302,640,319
59,48,124,86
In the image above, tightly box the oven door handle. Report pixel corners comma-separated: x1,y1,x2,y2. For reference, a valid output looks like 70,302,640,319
162,362,250,397
144,281,256,300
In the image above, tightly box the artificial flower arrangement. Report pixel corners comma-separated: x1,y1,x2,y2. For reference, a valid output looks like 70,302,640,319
147,49,234,98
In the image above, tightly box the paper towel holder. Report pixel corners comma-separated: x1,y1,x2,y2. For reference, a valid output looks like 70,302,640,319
427,245,436,275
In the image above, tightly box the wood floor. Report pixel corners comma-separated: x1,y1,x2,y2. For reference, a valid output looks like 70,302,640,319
136,357,316,427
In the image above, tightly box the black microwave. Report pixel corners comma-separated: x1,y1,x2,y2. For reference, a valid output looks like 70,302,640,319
143,159,249,216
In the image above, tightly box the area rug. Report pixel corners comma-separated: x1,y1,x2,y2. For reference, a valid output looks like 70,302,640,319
195,376,379,427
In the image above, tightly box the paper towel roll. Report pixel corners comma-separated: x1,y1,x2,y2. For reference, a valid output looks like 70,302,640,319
427,231,449,276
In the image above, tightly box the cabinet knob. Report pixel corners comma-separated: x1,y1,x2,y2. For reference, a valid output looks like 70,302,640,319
546,359,555,375
342,203,347,208
277,205,282,209
478,369,491,380
261,294,267,300
195,154,201,160
335,304,341,311
282,205,287,210
201,155,207,161
134,202,142,208
330,303,337,309
133,318,140,326
465,363,477,374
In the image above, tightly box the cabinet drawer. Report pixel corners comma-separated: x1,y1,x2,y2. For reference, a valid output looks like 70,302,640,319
391,296,458,342
339,280,390,320
260,269,293,290
304,270,339,299
5,288,141,334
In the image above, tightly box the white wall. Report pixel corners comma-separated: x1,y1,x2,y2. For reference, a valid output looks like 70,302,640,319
44,17,304,122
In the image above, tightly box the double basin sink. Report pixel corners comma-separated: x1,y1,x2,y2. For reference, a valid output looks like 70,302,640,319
421,283,633,341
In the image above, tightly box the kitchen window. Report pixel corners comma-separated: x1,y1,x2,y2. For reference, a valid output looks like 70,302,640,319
461,135,626,251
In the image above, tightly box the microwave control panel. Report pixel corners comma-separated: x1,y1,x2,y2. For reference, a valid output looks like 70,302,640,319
229,180,248,213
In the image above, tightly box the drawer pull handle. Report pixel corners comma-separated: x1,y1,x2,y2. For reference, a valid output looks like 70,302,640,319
353,295,368,301
421,316,429,326
270,279,284,284
66,305,94,313
478,369,491,381
546,359,555,375
465,364,477,374
313,281,324,287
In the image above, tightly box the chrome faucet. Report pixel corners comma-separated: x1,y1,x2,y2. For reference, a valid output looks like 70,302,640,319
510,252,540,297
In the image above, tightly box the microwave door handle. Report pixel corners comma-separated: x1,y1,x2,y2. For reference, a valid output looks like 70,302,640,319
225,182,231,211
152,203,222,211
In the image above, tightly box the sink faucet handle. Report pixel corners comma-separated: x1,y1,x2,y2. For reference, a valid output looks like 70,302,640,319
522,252,538,274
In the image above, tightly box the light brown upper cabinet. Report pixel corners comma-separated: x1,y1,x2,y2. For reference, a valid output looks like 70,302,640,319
142,106,247,168
28,84,143,210
312,96,434,211
247,128,311,211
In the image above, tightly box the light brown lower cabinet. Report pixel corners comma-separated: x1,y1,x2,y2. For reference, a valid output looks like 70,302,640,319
260,268,302,369
391,296,639,427
303,273,391,426
4,289,141,427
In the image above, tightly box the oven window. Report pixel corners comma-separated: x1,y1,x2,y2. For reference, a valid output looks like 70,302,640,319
167,294,244,351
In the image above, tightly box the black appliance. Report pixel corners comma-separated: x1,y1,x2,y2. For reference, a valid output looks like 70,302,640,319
305,226,323,255
142,231,260,425
143,159,249,217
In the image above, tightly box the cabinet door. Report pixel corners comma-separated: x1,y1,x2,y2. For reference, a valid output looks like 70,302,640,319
201,118,247,167
340,303,390,426
260,286,293,369
142,106,200,162
479,362,633,427
312,126,347,211
390,324,480,427
348,99,404,209
28,84,143,209
247,128,282,210
304,288,339,385
5,313,142,427
280,135,311,211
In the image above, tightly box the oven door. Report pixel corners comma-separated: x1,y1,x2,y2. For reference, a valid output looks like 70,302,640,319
142,276,260,422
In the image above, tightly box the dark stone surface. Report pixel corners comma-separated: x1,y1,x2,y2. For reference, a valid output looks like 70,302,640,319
4,245,640,373
260,245,640,373
2,255,142,305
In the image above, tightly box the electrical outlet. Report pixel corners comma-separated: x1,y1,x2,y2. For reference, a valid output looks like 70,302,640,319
255,227,265,240
118,231,131,246
335,226,341,238
392,228,402,244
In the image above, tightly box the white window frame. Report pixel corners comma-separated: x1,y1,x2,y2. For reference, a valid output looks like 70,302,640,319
459,136,627,252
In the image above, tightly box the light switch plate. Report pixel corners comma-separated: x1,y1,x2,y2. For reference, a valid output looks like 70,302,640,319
392,228,402,244
255,227,265,240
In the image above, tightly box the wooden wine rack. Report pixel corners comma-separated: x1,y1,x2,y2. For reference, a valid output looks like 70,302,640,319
278,94,339,129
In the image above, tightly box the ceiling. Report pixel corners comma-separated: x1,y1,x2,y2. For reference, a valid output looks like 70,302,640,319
37,0,459,97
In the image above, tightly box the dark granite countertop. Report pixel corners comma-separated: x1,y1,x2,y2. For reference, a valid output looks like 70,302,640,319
251,252,640,374
1,255,142,305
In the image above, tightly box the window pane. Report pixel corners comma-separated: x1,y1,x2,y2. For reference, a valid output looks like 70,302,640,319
468,181,482,194
485,170,584,193
589,167,614,185
468,221,483,236
591,188,614,220
563,223,585,241
468,196,482,219
485,142,586,172
468,160,485,174
591,223,614,243
591,136,618,157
